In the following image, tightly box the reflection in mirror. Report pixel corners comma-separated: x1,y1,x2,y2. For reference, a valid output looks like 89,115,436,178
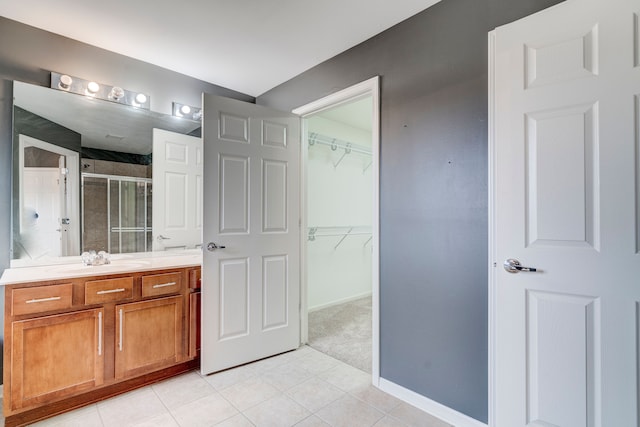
12,80,202,266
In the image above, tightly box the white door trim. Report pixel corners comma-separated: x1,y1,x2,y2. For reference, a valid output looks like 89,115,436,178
292,76,381,384
487,30,497,427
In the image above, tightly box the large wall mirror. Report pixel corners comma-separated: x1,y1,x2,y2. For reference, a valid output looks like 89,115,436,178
12,80,203,267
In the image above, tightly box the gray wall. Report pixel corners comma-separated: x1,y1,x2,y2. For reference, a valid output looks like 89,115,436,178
257,0,564,422
0,16,253,383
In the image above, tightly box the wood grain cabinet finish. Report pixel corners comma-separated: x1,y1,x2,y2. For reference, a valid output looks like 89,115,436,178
3,266,201,427
85,277,134,304
187,267,201,359
12,284,73,316
141,272,182,298
115,296,183,379
9,309,104,411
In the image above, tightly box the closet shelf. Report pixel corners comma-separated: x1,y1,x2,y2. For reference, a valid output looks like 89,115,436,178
308,132,372,170
307,226,372,249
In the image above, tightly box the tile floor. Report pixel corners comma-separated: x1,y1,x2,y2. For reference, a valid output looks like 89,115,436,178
13,346,453,427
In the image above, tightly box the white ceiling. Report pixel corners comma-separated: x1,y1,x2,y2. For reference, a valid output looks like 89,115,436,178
0,0,440,97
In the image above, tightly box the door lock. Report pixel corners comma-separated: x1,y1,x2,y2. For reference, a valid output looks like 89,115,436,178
503,258,537,273
207,242,226,251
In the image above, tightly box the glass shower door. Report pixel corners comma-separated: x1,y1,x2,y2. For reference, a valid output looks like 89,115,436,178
82,174,152,254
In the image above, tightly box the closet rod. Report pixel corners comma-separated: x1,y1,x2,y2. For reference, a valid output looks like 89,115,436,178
310,232,371,238
308,132,371,156
307,226,372,247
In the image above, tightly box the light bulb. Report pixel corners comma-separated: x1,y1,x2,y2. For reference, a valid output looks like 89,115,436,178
87,81,100,94
135,93,147,104
180,105,191,115
110,86,125,100
58,75,72,90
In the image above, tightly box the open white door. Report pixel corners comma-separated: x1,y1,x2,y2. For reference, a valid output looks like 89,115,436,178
201,94,300,374
17,135,80,260
152,129,203,251
21,167,62,258
491,0,639,425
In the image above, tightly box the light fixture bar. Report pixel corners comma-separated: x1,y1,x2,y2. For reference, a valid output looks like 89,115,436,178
172,102,202,121
50,72,150,110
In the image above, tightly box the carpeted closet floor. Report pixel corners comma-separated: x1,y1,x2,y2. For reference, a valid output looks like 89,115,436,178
308,296,372,373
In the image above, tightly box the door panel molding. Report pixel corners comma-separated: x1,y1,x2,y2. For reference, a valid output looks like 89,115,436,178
202,94,300,375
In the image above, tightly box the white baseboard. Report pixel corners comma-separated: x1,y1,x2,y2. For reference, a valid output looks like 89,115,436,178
308,291,372,312
378,378,487,427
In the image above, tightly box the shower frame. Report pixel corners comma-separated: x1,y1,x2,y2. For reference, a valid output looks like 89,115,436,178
81,172,152,254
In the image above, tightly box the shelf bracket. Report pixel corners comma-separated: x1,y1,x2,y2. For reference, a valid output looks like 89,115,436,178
334,227,353,250
308,227,317,241
363,160,373,174
333,143,352,169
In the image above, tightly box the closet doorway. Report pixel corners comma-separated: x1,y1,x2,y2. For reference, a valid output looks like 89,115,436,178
294,77,380,380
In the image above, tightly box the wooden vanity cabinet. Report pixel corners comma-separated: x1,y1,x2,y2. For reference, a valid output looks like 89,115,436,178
115,295,183,379
10,308,104,411
3,265,201,427
188,267,202,358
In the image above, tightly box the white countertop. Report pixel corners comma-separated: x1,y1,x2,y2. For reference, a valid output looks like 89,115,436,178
0,250,202,285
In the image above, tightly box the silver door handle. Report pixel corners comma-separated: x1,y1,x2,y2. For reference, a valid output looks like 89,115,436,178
157,235,171,242
504,258,537,273
207,242,226,251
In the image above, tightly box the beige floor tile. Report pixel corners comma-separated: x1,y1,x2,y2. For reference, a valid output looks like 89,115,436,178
350,385,403,413
388,402,452,427
214,413,255,426
152,371,217,410
294,415,332,426
289,345,315,358
290,351,340,375
219,376,280,411
261,362,314,391
250,351,298,372
17,346,454,427
131,412,180,427
170,393,238,427
373,416,409,427
286,377,345,412
97,387,169,427
316,362,371,392
315,394,384,427
202,363,259,390
244,394,311,427
30,404,103,427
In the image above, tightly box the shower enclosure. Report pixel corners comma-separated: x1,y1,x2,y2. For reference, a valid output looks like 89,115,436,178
82,173,152,254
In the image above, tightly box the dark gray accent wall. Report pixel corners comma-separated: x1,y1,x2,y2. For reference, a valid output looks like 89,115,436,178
0,16,253,384
257,0,564,423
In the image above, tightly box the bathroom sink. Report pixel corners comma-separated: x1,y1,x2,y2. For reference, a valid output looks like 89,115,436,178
51,261,152,273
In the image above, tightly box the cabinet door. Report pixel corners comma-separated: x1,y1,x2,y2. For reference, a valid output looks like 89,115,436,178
188,291,201,359
10,308,104,411
115,295,183,379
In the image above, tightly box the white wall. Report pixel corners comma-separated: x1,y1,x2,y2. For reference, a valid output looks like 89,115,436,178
306,114,373,311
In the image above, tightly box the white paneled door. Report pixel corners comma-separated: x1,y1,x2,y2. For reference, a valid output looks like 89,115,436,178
201,95,300,374
152,129,203,251
492,0,640,425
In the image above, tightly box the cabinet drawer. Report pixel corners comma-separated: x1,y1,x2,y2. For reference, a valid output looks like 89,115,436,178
85,277,133,304
12,284,73,316
142,272,182,297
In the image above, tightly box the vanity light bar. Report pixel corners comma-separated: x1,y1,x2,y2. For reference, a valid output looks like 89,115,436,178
50,72,150,110
172,102,202,121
